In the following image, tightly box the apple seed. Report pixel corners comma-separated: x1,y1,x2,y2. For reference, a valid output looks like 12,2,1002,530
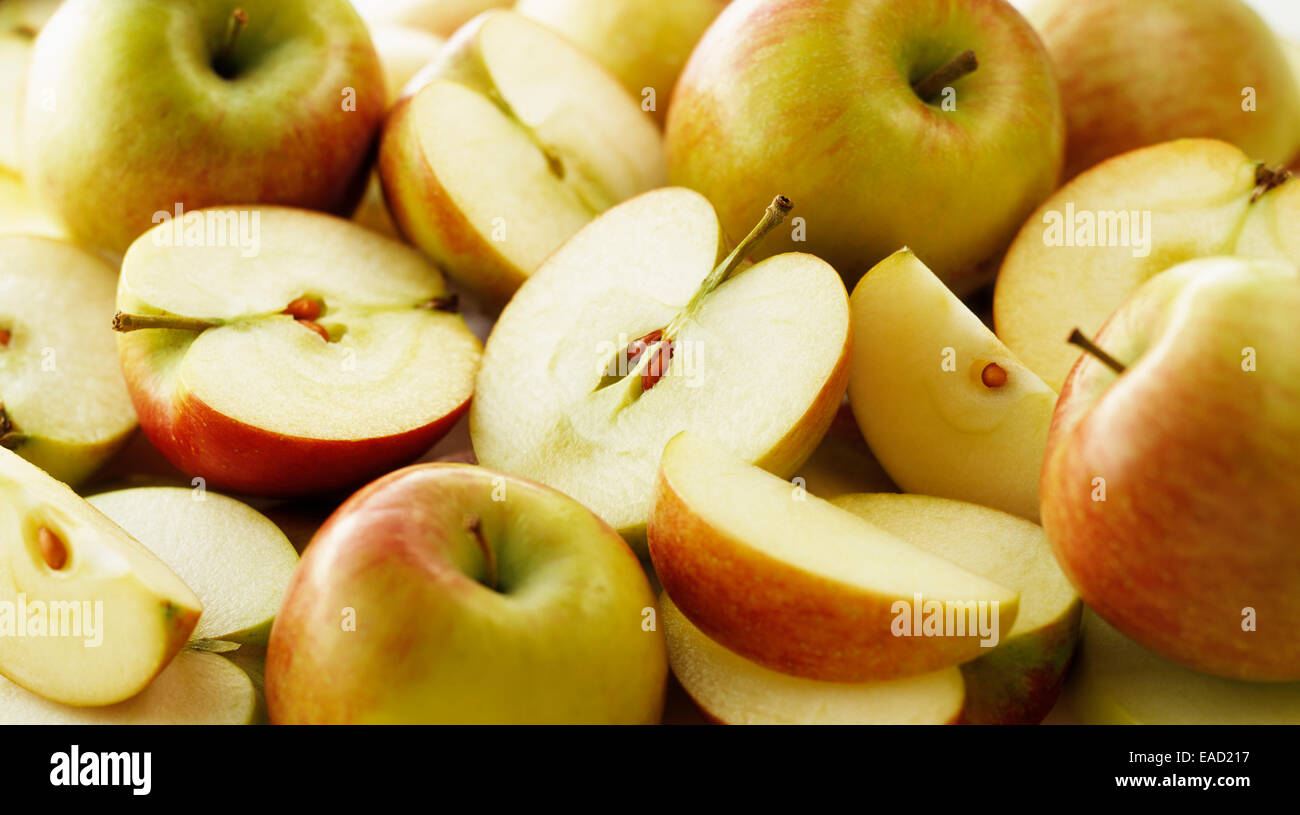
981,362,1008,388
38,527,68,570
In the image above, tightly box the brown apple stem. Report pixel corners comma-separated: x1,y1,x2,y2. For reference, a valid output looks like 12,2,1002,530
417,294,460,313
464,515,498,591
221,8,248,64
1068,328,1127,374
112,312,222,333
912,50,978,102
1251,164,1292,203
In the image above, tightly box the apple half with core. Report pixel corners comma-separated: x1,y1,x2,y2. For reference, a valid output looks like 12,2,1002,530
22,0,385,254
662,594,966,725
114,207,482,498
0,449,201,706
834,493,1080,725
666,0,1064,293
380,11,664,305
471,188,851,548
1042,256,1300,681
848,248,1056,521
648,433,1019,682
1,235,136,487
266,463,667,724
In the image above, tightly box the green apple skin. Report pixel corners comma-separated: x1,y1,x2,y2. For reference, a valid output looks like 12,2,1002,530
22,0,384,255
266,464,668,724
665,0,1064,294
1030,0,1300,179
1042,256,1300,681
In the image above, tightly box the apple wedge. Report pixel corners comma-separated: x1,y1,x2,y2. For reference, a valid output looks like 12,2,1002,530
1063,611,1300,725
0,448,201,706
379,10,664,304
1,235,136,486
848,248,1056,521
994,138,1300,389
471,189,851,548
113,206,482,497
662,595,966,725
0,649,257,725
648,433,1019,682
833,493,1081,725
87,488,299,645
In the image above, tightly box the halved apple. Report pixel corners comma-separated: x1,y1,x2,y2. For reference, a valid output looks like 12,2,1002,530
379,10,664,304
648,433,1018,682
662,594,965,725
1063,611,1300,725
114,206,482,497
848,248,1056,521
1,235,136,486
0,448,201,706
833,493,1081,724
471,188,850,548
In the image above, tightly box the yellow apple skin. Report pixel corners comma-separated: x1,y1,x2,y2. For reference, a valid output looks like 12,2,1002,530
1031,0,1300,179
266,464,667,724
516,0,727,125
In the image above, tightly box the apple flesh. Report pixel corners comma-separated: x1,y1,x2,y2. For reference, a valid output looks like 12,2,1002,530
1029,0,1300,179
0,448,201,706
351,0,511,38
790,402,897,501
115,207,482,497
470,188,850,548
649,433,1019,682
266,463,667,724
833,493,1080,725
1,235,136,486
666,0,1064,293
379,10,665,304
1042,256,1300,681
662,594,966,725
22,0,385,254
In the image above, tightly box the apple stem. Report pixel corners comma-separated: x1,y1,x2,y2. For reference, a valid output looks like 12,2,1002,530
1251,164,1292,203
464,515,498,591
1068,328,1127,375
218,8,248,70
417,294,460,313
112,312,222,333
912,50,978,103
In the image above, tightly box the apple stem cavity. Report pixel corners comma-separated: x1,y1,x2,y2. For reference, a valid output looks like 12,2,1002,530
417,294,460,313
1251,164,1292,203
464,514,498,591
215,7,249,79
1068,328,1127,375
912,50,978,103
112,312,222,334
38,527,68,571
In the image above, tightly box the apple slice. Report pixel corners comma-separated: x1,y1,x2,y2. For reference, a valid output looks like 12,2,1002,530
0,448,201,706
0,649,257,725
1,235,136,486
471,188,851,548
114,206,482,497
379,10,664,304
1063,611,1300,725
790,401,897,501
87,488,299,645
848,248,1056,520
0,170,61,237
662,594,965,725
649,432,1018,682
833,493,1081,724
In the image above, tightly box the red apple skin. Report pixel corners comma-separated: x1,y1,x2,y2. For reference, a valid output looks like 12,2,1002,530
1041,261,1300,681
265,464,667,724
117,344,469,498
957,603,1081,725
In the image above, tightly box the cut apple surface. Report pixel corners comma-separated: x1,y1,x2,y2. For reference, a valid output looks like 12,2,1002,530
471,188,851,547
0,649,257,725
87,488,299,645
0,448,201,706
1063,611,1300,725
379,10,664,304
833,493,1080,724
1,235,136,486
849,249,1055,520
790,402,897,501
115,206,482,497
994,138,1300,389
662,595,965,725
648,433,1018,682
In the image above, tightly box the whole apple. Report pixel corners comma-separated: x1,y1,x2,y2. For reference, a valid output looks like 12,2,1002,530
665,0,1064,293
266,464,668,724
1041,256,1300,681
22,0,384,254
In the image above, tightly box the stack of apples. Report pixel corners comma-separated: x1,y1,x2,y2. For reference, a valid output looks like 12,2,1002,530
1,0,1298,726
